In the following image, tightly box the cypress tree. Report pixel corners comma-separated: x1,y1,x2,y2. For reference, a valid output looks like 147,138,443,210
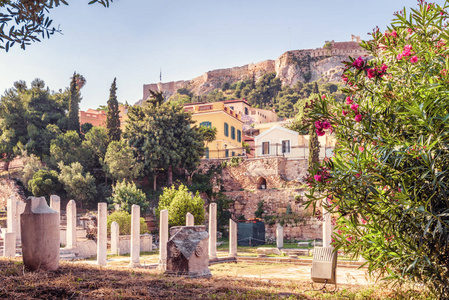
309,82,320,169
67,72,80,133
106,78,121,142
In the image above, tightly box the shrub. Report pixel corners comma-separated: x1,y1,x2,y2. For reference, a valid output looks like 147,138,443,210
305,1,449,297
58,162,96,207
106,211,148,236
28,169,61,197
109,180,148,215
157,184,205,227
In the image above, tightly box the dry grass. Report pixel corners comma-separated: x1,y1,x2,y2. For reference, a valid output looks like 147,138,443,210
0,258,431,300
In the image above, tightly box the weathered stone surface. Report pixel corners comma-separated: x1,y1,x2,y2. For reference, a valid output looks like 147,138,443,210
4,232,16,258
7,196,16,233
276,226,284,249
116,234,153,255
208,203,217,260
21,197,59,271
97,203,107,266
186,212,194,226
229,219,237,257
66,200,76,248
111,221,119,255
130,204,140,267
50,195,60,214
256,247,281,255
165,226,211,278
15,200,25,242
158,209,168,271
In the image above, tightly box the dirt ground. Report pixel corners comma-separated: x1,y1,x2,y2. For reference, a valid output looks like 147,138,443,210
0,257,429,300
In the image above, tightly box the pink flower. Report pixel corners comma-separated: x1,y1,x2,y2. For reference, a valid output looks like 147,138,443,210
355,173,361,178
346,96,353,105
342,110,348,116
391,30,397,38
361,218,367,224
358,146,365,152
337,230,343,234
397,53,403,60
381,64,388,73
404,44,413,51
352,56,365,70
350,103,359,112
367,68,376,79
346,236,353,242
316,129,325,136
314,121,323,130
322,94,326,99
410,56,418,63
314,174,322,182
321,121,331,130
355,114,362,122
407,28,413,34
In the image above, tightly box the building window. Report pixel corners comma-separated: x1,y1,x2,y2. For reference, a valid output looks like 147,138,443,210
225,149,229,158
230,106,234,110
224,123,229,137
231,126,236,140
200,121,212,128
257,177,267,189
245,107,249,115
262,142,270,155
237,130,241,142
282,140,291,153
205,148,209,159
231,151,235,157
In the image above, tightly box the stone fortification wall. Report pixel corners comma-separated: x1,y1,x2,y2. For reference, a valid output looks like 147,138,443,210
140,39,368,102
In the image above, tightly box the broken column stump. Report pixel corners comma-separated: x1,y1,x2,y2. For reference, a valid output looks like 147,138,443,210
165,226,211,278
21,197,60,271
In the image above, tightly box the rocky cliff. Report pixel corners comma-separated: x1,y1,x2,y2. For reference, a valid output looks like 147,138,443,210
141,40,368,101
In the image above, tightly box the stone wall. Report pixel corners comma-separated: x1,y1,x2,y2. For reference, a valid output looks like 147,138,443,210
198,157,323,240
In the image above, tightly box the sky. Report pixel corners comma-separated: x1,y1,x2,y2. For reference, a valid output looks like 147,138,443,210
0,0,424,110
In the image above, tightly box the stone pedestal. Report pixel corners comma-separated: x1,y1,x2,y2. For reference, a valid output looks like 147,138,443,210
165,226,211,278
158,209,168,271
97,203,107,266
66,200,77,248
4,232,16,258
130,205,140,267
111,221,119,255
50,195,61,214
276,225,284,249
229,219,237,257
208,203,217,259
21,197,59,271
186,212,194,226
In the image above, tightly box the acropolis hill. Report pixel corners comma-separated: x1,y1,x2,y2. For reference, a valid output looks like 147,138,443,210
142,37,368,100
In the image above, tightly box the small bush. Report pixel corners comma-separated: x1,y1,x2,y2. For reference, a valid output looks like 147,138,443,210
106,211,148,236
108,180,148,215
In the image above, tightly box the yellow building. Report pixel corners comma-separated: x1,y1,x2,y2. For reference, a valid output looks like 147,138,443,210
184,102,244,159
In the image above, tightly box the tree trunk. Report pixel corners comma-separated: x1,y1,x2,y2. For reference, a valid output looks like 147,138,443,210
153,174,157,191
167,166,173,186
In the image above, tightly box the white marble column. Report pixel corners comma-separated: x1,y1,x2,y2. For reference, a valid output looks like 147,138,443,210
4,232,16,258
66,200,77,248
97,202,107,266
186,212,194,226
7,196,16,233
15,200,26,242
158,209,168,271
209,203,217,260
50,195,61,214
322,199,332,247
111,221,119,255
130,205,141,267
229,219,237,257
276,225,284,248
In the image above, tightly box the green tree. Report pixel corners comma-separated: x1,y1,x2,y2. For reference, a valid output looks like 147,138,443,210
21,151,43,189
0,0,113,51
157,184,205,227
58,161,96,207
106,211,148,236
124,102,205,186
306,2,449,297
67,73,81,133
80,123,93,135
28,169,61,197
49,130,93,170
106,78,121,142
247,73,281,108
82,126,109,172
103,139,142,182
108,180,148,215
